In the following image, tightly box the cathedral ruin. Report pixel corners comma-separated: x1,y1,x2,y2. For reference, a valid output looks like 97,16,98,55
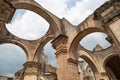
0,0,120,80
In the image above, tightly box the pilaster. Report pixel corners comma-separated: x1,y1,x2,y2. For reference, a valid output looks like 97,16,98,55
67,58,80,80
52,35,80,80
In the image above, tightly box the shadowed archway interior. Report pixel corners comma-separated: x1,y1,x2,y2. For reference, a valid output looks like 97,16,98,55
105,56,120,79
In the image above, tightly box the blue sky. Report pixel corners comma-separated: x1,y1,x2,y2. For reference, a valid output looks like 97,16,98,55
1,0,109,77
66,0,80,9
11,9,26,23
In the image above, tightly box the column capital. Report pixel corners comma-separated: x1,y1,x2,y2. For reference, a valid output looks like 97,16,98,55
51,34,68,49
23,61,41,76
23,61,41,69
51,35,68,57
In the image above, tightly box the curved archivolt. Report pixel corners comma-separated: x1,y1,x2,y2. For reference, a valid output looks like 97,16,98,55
69,27,111,58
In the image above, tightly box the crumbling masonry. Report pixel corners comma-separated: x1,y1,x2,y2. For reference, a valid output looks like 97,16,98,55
0,0,120,80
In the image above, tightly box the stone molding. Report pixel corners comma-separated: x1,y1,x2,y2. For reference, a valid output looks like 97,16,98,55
52,34,68,57
0,0,15,23
67,58,78,65
23,61,41,69
94,0,120,24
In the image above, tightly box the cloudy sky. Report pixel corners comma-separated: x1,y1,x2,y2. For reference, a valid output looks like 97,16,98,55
0,0,110,77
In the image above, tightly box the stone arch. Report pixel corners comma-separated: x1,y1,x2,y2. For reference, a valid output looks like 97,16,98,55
103,53,118,70
34,35,55,61
103,54,120,79
9,0,61,35
78,50,99,72
0,38,29,60
69,27,107,59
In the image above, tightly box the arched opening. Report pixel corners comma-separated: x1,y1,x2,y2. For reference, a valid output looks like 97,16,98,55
0,43,27,77
44,41,56,67
6,9,49,40
80,32,111,51
105,55,120,80
78,58,95,80
34,37,57,79
70,28,111,59
44,40,57,76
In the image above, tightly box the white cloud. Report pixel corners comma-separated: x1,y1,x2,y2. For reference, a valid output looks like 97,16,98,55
64,0,108,25
35,0,108,25
6,0,108,40
2,0,109,76
35,0,68,18
80,32,111,51
0,44,26,77
6,10,49,40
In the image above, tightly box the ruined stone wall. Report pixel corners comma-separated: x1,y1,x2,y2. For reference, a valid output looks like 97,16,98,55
0,0,120,80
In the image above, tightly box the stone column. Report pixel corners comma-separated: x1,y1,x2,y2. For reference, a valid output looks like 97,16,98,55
52,35,80,80
23,61,41,80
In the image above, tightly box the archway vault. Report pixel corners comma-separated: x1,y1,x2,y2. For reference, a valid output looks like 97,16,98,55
103,53,118,69
104,55,120,79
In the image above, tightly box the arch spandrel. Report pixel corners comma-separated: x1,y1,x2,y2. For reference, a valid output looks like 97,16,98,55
7,0,62,36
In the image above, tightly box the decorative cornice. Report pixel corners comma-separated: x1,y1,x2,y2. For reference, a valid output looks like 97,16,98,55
94,0,120,24
51,34,68,51
0,0,16,23
24,72,38,75
67,58,78,65
55,48,67,57
52,34,68,43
